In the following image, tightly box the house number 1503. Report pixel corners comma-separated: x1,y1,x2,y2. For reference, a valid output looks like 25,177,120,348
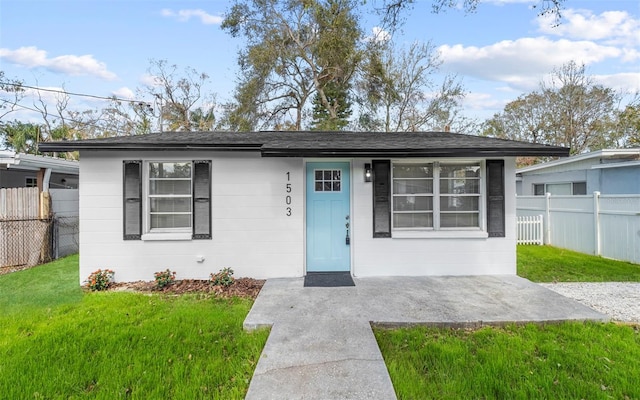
285,171,292,216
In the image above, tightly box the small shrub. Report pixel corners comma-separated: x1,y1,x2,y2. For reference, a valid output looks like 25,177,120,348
154,269,176,289
210,268,235,287
85,269,115,291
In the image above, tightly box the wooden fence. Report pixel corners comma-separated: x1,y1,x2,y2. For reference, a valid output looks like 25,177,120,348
0,187,49,268
516,215,543,245
0,187,39,219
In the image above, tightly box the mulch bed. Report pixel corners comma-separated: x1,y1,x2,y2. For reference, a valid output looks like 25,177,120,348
108,278,265,300
0,265,35,276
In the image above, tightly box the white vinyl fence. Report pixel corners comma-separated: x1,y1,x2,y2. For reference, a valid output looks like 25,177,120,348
517,192,640,264
517,215,543,245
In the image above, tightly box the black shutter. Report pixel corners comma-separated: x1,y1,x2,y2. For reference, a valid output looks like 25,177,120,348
123,160,142,240
486,160,505,237
192,160,212,239
372,160,391,238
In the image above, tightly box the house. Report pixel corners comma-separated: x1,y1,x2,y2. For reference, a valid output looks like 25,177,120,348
0,151,79,190
516,148,640,196
39,131,568,283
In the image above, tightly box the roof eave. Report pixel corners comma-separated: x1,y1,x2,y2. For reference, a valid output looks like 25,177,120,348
261,148,570,158
38,143,263,152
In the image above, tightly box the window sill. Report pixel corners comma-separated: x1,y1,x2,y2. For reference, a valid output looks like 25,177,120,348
141,232,192,241
392,230,489,239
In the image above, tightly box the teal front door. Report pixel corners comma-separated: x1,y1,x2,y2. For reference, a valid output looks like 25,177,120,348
306,162,351,272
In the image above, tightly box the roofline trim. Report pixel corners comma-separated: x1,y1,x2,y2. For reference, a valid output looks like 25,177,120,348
260,148,570,158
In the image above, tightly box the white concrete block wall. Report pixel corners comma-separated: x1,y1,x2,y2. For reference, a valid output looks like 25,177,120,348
350,158,517,277
79,151,303,283
78,152,517,283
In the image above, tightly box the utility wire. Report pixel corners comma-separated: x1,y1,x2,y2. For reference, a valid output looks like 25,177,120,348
0,81,152,105
0,98,134,136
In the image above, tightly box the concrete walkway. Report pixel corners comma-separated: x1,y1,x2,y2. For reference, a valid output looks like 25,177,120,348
243,275,608,400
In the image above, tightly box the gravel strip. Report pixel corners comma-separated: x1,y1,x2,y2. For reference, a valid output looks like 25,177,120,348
540,282,640,323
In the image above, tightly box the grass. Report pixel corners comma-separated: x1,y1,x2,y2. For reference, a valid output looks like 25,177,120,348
376,322,640,400
517,245,640,282
0,255,269,399
3,247,639,399
375,246,640,399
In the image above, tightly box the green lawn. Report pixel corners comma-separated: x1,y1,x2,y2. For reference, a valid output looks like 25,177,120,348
0,255,269,399
376,323,640,400
517,245,640,282
376,246,640,399
3,248,640,399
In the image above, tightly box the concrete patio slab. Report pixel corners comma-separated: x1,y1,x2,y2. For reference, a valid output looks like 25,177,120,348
244,275,608,400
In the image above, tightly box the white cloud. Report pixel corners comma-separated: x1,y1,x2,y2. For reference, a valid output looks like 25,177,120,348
139,73,161,88
112,87,135,100
594,72,640,94
160,8,223,25
0,46,117,80
439,37,622,91
462,92,508,112
538,9,640,47
367,26,391,43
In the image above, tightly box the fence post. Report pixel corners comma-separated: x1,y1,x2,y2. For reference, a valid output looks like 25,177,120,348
545,192,551,245
593,191,601,256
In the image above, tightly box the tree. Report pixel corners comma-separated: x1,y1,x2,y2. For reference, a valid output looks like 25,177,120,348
0,121,40,153
0,71,25,121
221,0,361,131
380,0,566,31
356,40,465,132
615,101,640,148
310,80,352,130
542,61,620,153
483,61,624,156
140,59,213,132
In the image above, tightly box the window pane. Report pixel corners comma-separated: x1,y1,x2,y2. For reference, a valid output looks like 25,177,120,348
440,164,480,178
324,171,332,180
547,183,571,195
150,198,191,213
533,184,545,196
573,182,587,195
440,178,480,194
393,196,433,211
393,179,433,194
150,214,191,229
150,179,191,195
315,182,323,191
333,181,341,191
393,213,433,228
440,196,479,212
149,162,191,179
333,170,341,180
393,164,433,178
440,213,479,228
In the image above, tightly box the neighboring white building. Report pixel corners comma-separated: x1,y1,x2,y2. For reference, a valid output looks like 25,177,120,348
516,149,640,196
0,151,79,189
40,131,568,283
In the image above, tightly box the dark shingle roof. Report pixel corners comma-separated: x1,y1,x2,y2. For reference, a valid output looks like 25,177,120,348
38,131,569,157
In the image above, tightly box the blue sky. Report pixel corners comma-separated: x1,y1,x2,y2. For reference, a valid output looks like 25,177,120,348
1,0,638,126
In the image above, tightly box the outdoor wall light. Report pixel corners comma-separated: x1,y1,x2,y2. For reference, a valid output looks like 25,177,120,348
364,163,372,182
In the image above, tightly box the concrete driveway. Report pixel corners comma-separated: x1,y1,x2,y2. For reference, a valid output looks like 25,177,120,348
244,275,608,400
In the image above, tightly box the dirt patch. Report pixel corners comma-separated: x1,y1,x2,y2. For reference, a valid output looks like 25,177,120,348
0,265,34,276
107,278,265,300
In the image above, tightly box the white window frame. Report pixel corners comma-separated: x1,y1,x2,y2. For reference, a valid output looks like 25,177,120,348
142,160,193,240
391,159,487,238
533,181,587,196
